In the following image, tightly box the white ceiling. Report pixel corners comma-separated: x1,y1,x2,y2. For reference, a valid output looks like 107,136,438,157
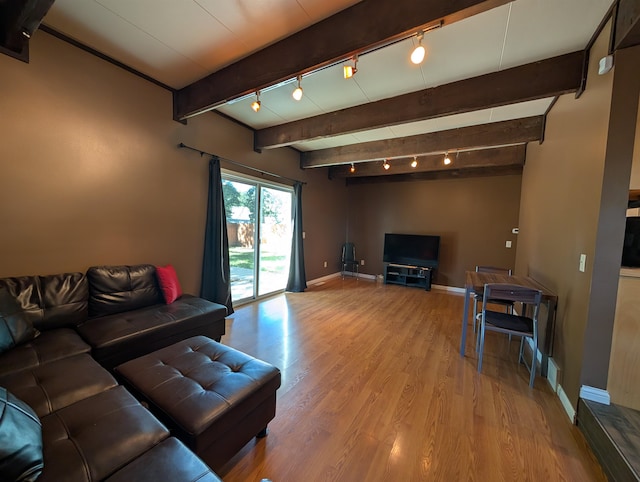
42,0,614,156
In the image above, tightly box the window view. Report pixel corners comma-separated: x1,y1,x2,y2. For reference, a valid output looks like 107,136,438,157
222,175,292,302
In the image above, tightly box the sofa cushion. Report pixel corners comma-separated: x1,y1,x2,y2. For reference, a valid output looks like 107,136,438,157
0,273,88,331
0,354,118,418
88,265,163,318
37,273,88,329
77,295,227,368
0,276,42,327
156,265,183,304
105,438,222,482
0,288,39,355
0,328,91,377
39,386,169,482
0,387,44,482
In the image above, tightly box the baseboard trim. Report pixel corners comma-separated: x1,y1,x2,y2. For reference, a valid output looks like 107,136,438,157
310,276,464,292
580,385,611,405
432,284,465,294
308,272,341,285
558,384,577,423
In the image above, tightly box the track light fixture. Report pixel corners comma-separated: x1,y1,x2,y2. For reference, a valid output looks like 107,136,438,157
411,156,418,168
383,159,390,170
411,32,426,65
343,55,358,79
292,75,303,101
443,151,452,165
350,163,355,173
251,91,261,112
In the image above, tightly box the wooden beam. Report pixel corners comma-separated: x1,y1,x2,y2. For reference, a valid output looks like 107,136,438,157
615,0,640,50
173,0,512,120
0,0,55,62
329,145,525,178
256,51,583,149
301,116,543,168
345,164,523,184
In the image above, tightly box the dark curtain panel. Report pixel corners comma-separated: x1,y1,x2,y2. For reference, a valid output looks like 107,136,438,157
286,182,307,292
201,157,234,314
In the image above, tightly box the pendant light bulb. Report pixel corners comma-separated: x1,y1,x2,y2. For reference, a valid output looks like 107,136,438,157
344,56,358,79
350,163,355,173
251,91,261,112
411,32,426,65
383,160,390,170
411,156,418,168
443,152,452,165
292,76,303,101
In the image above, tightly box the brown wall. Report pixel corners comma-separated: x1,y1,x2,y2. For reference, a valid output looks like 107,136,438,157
0,31,347,292
582,44,640,393
515,22,614,405
346,175,522,287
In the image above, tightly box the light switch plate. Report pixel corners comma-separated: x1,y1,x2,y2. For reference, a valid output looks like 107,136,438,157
506,240,512,248
579,254,587,272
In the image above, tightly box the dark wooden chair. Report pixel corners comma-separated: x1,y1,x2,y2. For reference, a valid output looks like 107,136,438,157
477,283,543,387
472,266,514,332
341,242,359,278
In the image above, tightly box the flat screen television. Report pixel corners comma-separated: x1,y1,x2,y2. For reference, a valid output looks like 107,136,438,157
383,233,440,268
622,216,640,268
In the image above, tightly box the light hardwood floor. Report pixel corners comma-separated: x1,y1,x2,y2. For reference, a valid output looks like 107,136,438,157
217,277,606,482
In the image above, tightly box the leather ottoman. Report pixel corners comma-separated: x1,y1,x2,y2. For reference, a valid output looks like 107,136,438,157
105,437,222,482
115,336,281,470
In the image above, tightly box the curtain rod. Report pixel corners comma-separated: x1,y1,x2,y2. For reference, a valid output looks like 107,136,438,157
178,143,306,185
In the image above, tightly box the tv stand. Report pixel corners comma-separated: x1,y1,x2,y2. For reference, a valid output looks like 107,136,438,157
384,264,433,291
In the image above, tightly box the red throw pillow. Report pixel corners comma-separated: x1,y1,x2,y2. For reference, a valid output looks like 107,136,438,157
156,265,183,304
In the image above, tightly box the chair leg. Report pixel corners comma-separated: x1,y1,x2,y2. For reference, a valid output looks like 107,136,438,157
529,335,537,388
475,314,482,352
473,299,478,332
477,317,486,373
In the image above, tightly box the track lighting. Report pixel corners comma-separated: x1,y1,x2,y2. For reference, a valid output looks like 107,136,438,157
443,151,451,165
383,160,390,170
411,156,418,168
251,91,261,112
350,163,355,173
292,75,303,101
344,55,358,79
411,32,426,65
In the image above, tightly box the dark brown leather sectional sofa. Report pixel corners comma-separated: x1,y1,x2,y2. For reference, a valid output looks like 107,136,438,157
0,264,228,481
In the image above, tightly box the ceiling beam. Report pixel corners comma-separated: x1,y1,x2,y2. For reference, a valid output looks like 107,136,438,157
329,145,525,178
301,116,543,168
345,164,523,184
615,0,640,50
0,0,55,62
173,0,512,121
255,51,583,150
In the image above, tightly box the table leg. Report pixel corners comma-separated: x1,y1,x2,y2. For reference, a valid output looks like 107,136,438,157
460,286,471,356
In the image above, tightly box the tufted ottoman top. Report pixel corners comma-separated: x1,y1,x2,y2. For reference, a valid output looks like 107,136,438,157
114,336,281,437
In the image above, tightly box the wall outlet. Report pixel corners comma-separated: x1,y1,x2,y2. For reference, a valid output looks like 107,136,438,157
579,254,587,272
360,259,365,266
505,240,512,248
323,261,327,268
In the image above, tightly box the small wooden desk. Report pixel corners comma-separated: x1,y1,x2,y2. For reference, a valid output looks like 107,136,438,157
459,271,558,373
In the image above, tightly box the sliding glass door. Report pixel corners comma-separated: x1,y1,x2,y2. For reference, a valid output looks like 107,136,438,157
222,173,292,303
